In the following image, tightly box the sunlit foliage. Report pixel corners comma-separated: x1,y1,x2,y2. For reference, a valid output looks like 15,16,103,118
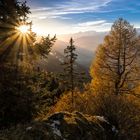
90,18,140,96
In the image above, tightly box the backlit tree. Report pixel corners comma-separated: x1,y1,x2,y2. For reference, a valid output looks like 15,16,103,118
91,18,140,96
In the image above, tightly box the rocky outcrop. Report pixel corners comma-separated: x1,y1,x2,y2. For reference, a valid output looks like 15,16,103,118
0,112,118,140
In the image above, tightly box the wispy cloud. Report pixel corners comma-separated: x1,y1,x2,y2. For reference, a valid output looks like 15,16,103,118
73,20,112,32
77,20,106,27
30,0,113,19
32,19,112,35
55,0,112,12
26,0,140,35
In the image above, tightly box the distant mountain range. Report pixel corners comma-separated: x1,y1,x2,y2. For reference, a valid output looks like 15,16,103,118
54,31,107,68
37,31,107,74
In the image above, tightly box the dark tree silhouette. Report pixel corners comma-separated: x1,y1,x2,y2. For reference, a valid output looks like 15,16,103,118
35,35,56,59
0,0,30,41
62,38,78,106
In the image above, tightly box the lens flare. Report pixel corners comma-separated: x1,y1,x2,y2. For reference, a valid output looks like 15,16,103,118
17,25,29,34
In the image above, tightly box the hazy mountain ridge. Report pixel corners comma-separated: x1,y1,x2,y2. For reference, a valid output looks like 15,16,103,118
54,31,107,68
37,31,110,73
57,31,107,41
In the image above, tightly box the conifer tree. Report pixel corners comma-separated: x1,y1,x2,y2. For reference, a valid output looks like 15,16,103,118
35,35,56,58
91,18,140,96
63,38,78,106
0,0,35,126
0,0,33,64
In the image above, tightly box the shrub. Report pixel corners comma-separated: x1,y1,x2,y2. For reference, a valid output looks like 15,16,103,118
52,89,140,139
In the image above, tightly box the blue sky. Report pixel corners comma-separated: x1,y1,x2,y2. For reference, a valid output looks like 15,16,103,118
25,0,140,35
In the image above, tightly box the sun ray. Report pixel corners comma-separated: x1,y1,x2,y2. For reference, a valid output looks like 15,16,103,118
0,20,35,67
5,33,21,64
0,32,21,63
12,34,22,65
22,33,28,62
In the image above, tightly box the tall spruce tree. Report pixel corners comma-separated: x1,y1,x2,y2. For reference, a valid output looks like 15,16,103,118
90,18,140,96
63,38,78,106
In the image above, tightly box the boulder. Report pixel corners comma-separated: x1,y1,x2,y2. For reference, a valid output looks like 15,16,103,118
0,112,118,140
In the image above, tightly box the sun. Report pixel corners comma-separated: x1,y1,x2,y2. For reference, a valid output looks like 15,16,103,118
17,25,29,34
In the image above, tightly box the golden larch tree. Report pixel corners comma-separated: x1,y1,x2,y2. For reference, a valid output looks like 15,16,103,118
90,18,140,96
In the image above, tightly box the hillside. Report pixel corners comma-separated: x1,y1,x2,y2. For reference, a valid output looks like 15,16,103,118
36,50,90,76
